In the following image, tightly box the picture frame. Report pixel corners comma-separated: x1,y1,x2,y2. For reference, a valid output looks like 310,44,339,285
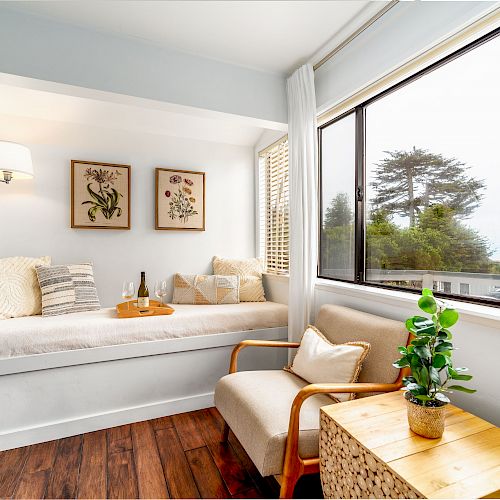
71,160,131,230
155,168,205,231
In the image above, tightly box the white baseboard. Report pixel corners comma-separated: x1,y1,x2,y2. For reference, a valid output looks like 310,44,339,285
0,391,214,451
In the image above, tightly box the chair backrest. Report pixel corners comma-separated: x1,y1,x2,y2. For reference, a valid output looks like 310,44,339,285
314,304,409,385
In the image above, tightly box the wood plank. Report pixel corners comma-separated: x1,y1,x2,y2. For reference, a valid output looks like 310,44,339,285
0,446,30,497
172,411,205,451
45,436,83,499
231,486,262,498
150,416,173,432
186,447,230,499
430,465,500,499
390,428,500,479
322,391,403,422
195,408,254,495
374,416,494,462
13,440,58,499
155,427,200,499
131,421,169,499
339,404,471,449
107,450,138,499
78,430,107,499
107,424,132,455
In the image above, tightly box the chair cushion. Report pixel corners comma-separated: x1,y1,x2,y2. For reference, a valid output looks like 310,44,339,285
287,325,370,402
215,370,333,477
315,304,409,386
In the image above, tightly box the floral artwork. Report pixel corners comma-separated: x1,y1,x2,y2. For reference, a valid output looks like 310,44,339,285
71,161,130,229
156,168,205,231
82,168,123,222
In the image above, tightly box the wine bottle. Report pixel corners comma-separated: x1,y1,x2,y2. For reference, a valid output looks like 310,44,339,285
137,271,150,308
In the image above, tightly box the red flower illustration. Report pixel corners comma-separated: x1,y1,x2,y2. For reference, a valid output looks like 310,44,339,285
165,190,171,197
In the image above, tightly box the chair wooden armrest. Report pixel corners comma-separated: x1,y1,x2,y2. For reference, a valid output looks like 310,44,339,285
229,340,301,374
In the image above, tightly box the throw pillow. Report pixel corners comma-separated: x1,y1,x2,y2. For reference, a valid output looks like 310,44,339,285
0,256,51,319
212,256,265,302
35,263,100,316
286,325,371,402
172,274,240,305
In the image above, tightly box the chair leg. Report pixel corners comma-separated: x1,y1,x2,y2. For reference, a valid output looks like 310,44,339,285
279,472,299,499
221,421,230,443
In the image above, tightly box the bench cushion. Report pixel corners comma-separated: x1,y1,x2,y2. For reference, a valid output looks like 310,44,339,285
215,370,333,477
0,302,287,358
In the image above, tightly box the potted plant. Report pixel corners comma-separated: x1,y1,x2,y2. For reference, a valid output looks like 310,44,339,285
393,288,475,438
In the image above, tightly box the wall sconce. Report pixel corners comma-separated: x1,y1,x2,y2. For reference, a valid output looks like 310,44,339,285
0,141,34,184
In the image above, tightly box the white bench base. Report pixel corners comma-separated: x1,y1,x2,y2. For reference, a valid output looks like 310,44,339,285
0,327,288,451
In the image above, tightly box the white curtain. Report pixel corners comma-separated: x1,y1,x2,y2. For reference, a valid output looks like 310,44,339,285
287,64,318,342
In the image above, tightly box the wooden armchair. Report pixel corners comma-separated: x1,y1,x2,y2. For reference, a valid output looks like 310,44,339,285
215,304,410,499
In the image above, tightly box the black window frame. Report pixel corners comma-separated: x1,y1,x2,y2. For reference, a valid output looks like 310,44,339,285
318,27,500,308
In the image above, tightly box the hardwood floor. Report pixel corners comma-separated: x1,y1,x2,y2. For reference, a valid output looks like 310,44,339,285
0,408,323,499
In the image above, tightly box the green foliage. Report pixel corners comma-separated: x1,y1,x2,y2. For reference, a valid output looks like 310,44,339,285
393,289,476,406
82,183,122,221
370,147,485,226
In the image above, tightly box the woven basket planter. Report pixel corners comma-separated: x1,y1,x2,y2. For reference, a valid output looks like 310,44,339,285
405,391,446,439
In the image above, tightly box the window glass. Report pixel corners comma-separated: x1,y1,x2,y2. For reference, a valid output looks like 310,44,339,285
364,35,500,302
319,113,356,280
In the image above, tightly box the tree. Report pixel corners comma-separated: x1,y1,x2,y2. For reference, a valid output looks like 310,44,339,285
324,192,353,228
370,147,485,226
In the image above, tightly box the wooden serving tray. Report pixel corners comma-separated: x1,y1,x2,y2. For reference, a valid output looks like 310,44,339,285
116,300,175,318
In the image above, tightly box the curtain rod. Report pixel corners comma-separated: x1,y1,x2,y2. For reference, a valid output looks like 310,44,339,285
313,0,399,71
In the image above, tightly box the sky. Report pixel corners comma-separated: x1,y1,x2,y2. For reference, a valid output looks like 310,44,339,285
322,33,500,260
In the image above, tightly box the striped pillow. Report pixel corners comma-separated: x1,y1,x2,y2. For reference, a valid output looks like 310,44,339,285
35,263,100,316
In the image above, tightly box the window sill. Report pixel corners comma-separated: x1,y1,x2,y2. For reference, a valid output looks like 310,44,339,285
315,278,500,328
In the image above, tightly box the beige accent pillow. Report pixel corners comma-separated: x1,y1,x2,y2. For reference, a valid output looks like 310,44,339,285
212,256,265,302
0,256,51,319
172,273,240,305
286,325,371,402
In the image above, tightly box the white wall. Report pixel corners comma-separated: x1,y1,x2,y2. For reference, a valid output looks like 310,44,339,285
0,6,287,124
315,1,496,112
0,115,256,307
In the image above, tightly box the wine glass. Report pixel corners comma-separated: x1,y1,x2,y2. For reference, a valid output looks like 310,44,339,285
155,280,168,306
122,281,135,305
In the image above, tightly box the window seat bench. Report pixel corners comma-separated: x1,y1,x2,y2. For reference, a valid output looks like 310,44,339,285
0,302,288,451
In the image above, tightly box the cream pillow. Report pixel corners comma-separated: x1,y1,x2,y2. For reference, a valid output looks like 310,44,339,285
287,325,371,402
212,256,265,302
172,273,239,305
0,256,51,319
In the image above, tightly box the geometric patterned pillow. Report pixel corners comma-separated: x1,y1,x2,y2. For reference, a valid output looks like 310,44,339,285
172,274,239,305
212,256,265,302
0,255,51,319
35,263,100,316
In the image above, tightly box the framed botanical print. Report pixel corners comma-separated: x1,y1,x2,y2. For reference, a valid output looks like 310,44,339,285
71,160,131,230
155,168,205,231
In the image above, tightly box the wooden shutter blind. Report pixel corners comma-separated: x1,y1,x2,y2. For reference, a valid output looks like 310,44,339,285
259,137,289,275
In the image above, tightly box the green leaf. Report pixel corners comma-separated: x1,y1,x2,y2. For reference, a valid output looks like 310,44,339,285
411,337,431,346
422,288,434,297
406,383,427,395
435,342,454,352
405,318,417,333
415,394,434,402
448,385,476,394
440,329,453,340
429,366,442,385
410,354,423,368
432,354,447,369
414,346,431,360
397,346,408,355
451,373,473,381
435,392,450,403
420,366,429,387
402,376,417,385
418,295,437,314
439,308,459,328
393,358,410,368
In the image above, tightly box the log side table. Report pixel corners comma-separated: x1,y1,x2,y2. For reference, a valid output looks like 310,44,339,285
319,391,499,499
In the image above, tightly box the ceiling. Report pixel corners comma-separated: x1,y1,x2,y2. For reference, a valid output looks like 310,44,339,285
0,83,268,147
4,1,372,74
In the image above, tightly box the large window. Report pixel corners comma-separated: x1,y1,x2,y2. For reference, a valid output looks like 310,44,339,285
319,29,500,306
259,137,289,274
